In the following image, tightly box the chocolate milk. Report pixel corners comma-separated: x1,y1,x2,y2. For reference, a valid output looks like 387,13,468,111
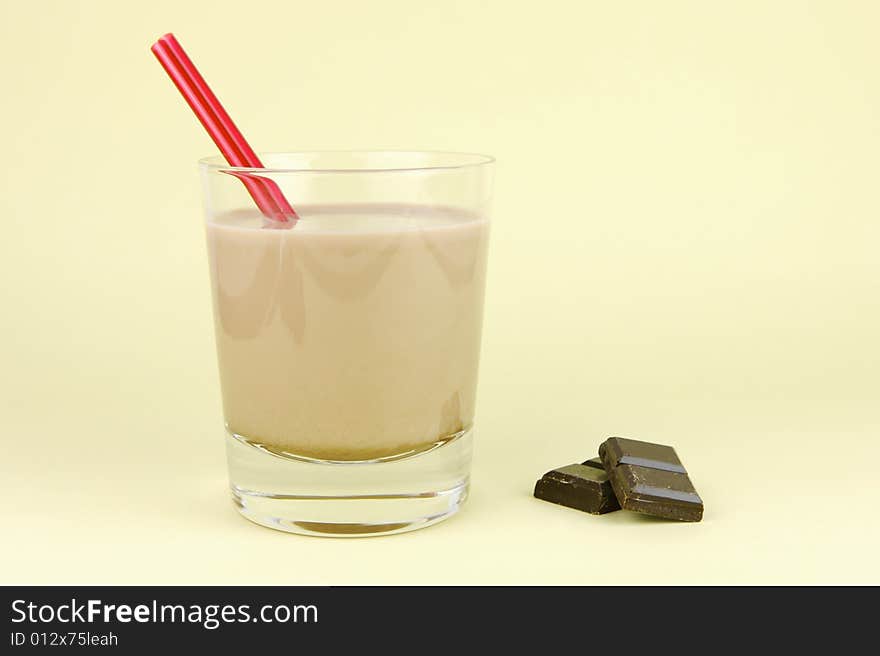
206,204,489,461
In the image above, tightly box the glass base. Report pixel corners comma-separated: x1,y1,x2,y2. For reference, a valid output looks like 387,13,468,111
225,428,473,537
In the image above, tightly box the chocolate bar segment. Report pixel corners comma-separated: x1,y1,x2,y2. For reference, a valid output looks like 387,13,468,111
534,461,621,515
599,437,703,522
600,437,686,473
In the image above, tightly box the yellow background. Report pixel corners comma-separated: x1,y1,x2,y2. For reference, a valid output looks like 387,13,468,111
1,0,878,583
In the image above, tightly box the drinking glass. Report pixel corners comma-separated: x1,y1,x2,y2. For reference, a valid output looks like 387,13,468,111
199,151,494,536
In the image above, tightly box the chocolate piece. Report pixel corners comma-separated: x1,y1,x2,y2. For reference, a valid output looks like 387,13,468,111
600,437,686,473
599,437,703,522
534,461,621,515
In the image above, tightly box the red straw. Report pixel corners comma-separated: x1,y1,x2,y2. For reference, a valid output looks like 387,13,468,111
151,33,298,224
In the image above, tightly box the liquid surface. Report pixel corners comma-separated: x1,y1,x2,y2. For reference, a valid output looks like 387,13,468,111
206,204,490,460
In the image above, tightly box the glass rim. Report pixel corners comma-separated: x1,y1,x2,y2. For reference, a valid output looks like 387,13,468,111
198,150,495,174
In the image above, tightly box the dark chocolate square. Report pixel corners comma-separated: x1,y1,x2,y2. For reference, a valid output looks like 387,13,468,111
534,462,621,515
599,437,704,522
600,437,686,473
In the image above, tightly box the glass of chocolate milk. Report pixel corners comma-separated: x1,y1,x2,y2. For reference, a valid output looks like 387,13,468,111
199,151,493,536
